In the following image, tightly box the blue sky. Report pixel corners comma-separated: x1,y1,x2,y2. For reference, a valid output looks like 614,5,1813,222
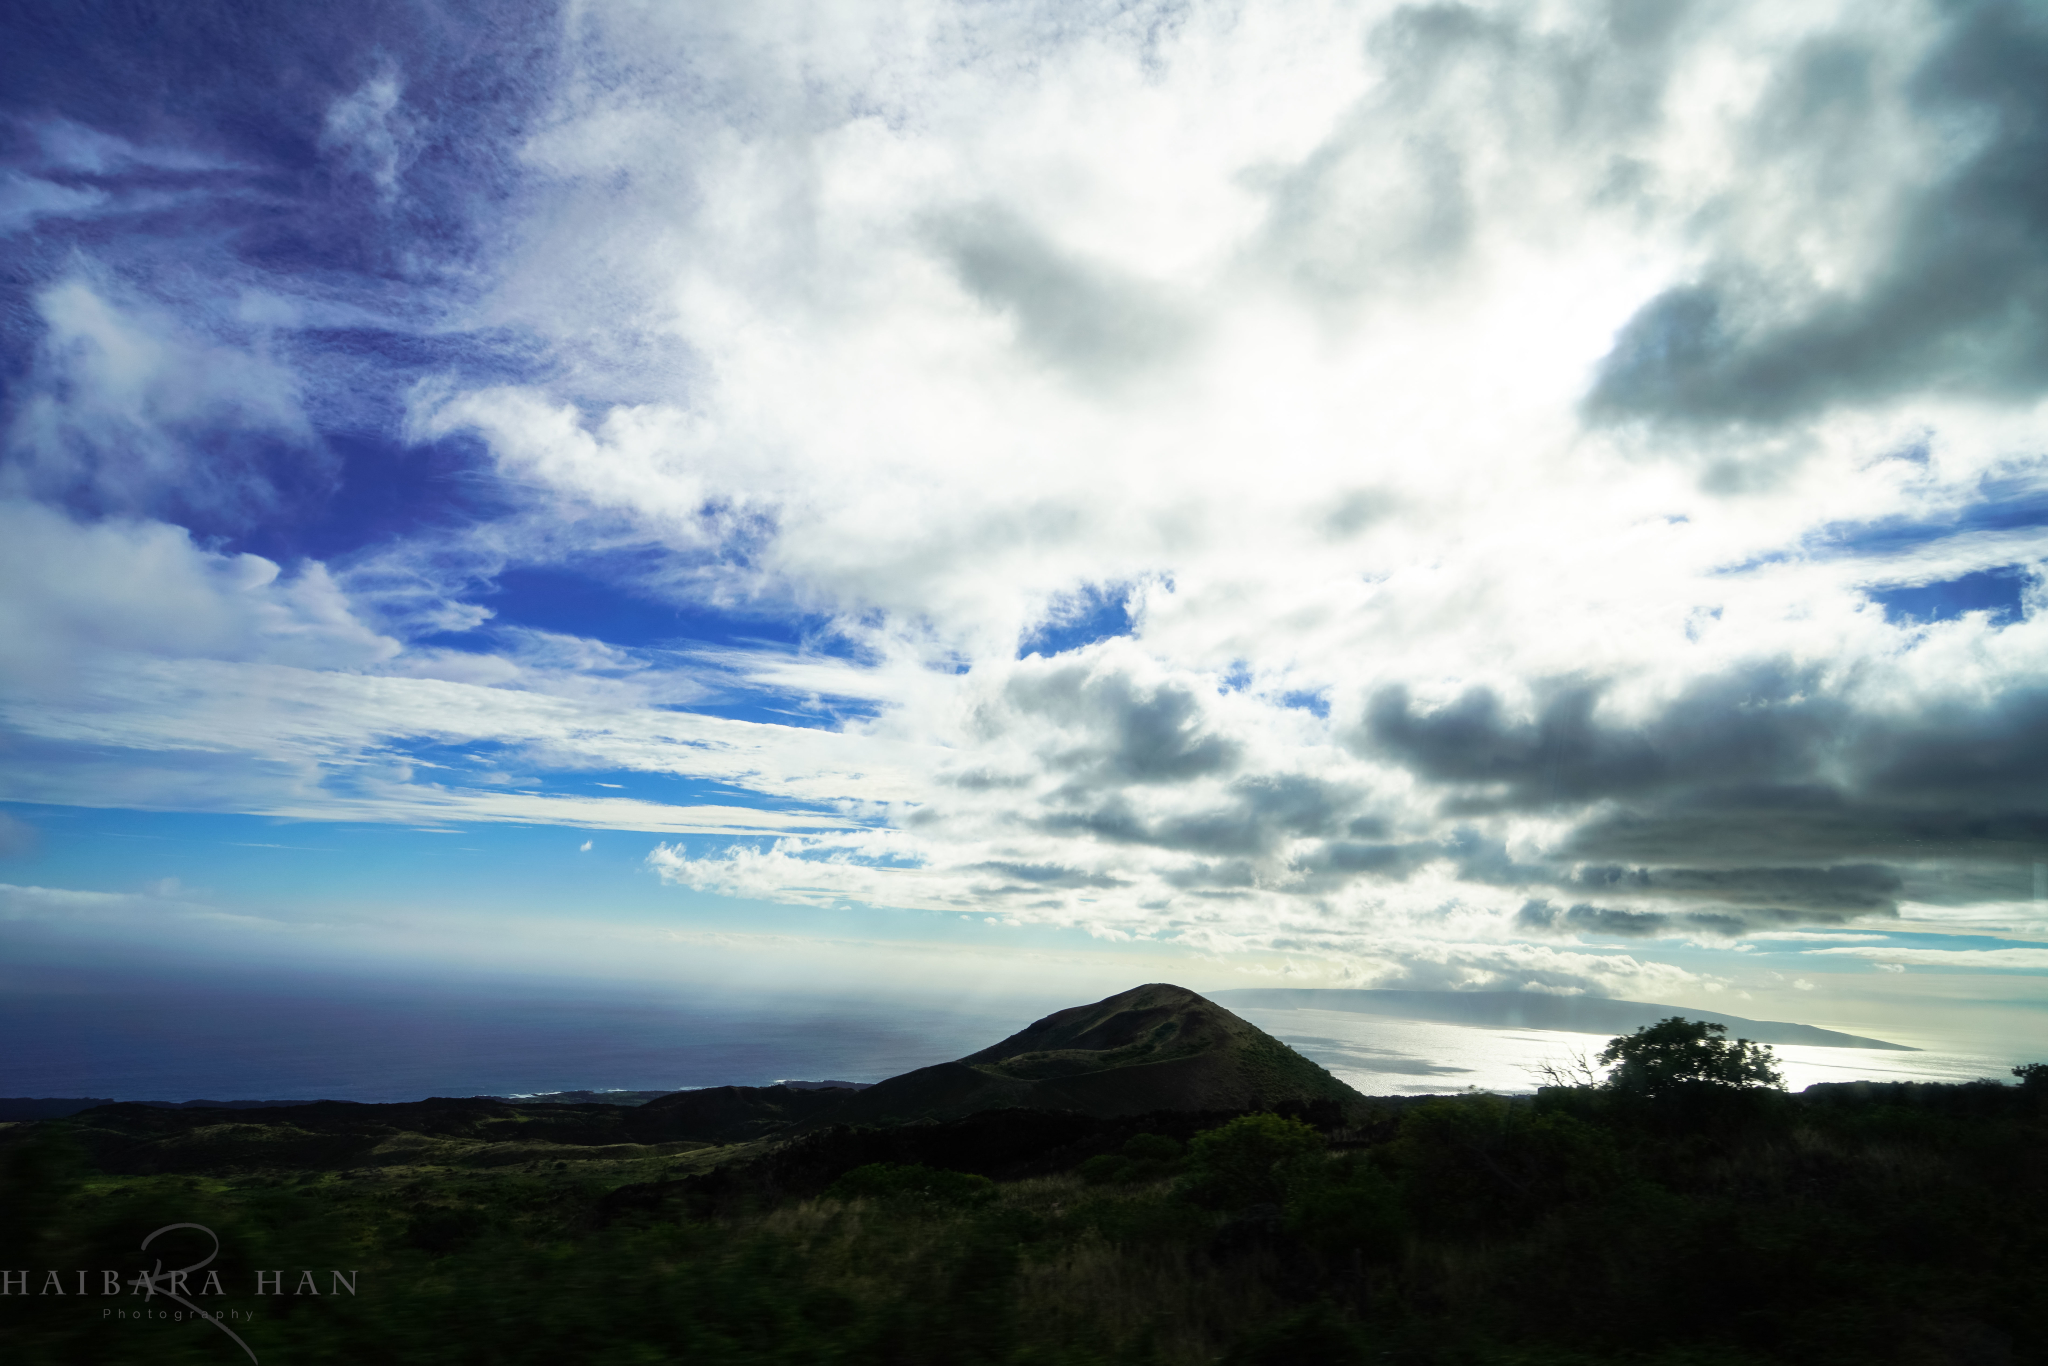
3,0,2047,1064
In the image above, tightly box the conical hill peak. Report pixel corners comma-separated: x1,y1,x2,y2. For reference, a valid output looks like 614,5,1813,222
817,983,1364,1127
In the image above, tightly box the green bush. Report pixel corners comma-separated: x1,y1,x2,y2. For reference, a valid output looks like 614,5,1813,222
1076,1152,1133,1185
824,1162,996,1208
1385,1095,1623,1230
1077,1133,1184,1185
404,1203,493,1254
0,1126,86,1253
1284,1151,1404,1261
1120,1132,1181,1163
1184,1113,1324,1208
1221,1301,1370,1366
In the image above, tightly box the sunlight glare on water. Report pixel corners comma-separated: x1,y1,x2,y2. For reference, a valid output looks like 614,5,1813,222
1228,1006,2021,1096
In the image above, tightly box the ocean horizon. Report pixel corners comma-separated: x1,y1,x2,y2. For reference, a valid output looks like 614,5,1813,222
4,968,2021,1105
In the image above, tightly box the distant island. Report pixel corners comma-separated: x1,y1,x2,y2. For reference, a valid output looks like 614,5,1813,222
1209,987,1917,1050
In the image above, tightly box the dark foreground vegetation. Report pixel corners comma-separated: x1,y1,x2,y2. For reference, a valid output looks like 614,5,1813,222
3,1066,2043,1366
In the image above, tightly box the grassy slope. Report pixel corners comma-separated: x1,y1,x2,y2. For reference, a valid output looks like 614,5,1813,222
3,1081,2042,1366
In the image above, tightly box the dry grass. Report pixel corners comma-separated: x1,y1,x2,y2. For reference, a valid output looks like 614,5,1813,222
739,1174,1292,1365
1014,1229,1289,1364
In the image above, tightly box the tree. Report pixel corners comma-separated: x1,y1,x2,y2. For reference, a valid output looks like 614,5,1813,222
1597,1017,1784,1097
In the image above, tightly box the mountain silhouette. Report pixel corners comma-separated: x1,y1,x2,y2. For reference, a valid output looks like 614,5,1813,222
811,982,1365,1127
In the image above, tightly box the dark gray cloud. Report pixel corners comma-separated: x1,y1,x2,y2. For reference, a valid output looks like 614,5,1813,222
1256,0,1693,301
1006,667,1242,786
1589,3,2048,425
1513,896,1878,938
1353,658,2048,926
1565,793,2048,867
1513,862,1902,938
1257,5,1497,297
1363,669,2048,835
1038,797,1272,859
929,204,1189,380
1360,667,1846,809
1516,899,1758,938
1031,767,1372,866
1554,683,2048,872
972,646,2043,921
968,861,1129,891
1559,862,1902,912
1162,858,1262,891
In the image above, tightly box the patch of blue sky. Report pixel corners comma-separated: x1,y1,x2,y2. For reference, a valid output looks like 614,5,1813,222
475,564,831,652
1868,566,2029,625
1823,476,2048,554
1815,483,2048,560
1711,474,2048,579
1213,664,1324,715
1279,689,1332,718
0,804,1181,985
0,803,662,913
391,742,742,798
4,805,830,929
0,5,549,306
1019,582,1134,658
258,425,508,564
399,564,895,730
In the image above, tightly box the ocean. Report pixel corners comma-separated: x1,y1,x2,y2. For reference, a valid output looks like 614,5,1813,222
1223,1004,2020,1095
1,969,2020,1103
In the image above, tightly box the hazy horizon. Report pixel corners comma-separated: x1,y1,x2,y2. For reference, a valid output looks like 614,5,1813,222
1,963,2026,1105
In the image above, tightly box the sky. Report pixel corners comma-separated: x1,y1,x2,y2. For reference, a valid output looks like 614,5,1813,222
3,0,2046,1072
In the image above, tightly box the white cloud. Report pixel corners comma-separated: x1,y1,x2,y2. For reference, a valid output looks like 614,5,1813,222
0,500,394,685
0,500,397,696
0,171,110,235
393,0,2048,734
10,1,2048,998
321,66,417,201
5,276,318,520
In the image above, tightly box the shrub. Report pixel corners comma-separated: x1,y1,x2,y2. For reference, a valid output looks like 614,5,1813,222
1385,1095,1622,1229
1222,1301,1371,1366
824,1162,995,1208
405,1203,494,1255
1077,1133,1184,1186
1120,1132,1182,1163
1185,1113,1324,1208
1285,1152,1404,1261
